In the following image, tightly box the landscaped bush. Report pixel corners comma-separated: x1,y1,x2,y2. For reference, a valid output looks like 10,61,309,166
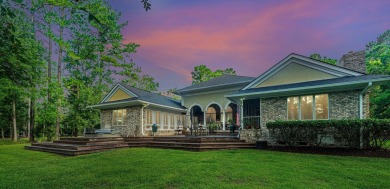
267,119,390,149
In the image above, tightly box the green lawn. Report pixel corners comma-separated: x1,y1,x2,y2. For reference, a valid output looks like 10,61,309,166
0,145,389,189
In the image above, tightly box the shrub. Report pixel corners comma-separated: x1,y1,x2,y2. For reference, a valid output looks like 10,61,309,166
267,119,390,149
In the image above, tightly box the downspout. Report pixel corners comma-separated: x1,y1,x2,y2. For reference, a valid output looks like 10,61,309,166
141,103,149,136
359,82,372,149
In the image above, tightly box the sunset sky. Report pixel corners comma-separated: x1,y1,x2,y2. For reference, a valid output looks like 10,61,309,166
109,0,390,91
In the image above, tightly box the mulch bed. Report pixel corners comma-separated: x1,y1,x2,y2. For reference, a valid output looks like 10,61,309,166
263,146,390,158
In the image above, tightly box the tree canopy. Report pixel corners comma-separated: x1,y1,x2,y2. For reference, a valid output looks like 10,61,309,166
309,53,337,65
191,65,236,85
366,29,390,119
0,0,155,141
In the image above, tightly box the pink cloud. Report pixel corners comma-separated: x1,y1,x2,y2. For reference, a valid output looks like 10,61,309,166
113,0,390,90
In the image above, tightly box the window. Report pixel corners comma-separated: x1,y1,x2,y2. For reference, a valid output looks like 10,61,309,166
163,113,168,126
315,94,329,120
287,97,299,120
300,95,313,120
156,111,161,124
287,94,329,120
170,114,175,129
145,110,152,124
113,109,127,126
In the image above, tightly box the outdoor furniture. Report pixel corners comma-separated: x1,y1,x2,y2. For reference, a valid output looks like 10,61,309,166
174,126,184,135
95,129,114,134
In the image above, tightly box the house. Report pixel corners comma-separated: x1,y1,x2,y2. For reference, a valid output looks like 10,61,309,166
90,84,187,136
90,51,390,142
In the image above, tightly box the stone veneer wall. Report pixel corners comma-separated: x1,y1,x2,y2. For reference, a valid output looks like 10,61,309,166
240,90,370,143
100,106,143,137
329,90,369,119
101,110,112,129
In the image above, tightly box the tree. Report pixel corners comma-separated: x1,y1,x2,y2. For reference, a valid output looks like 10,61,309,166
309,53,337,65
366,29,390,119
0,2,45,141
191,65,236,85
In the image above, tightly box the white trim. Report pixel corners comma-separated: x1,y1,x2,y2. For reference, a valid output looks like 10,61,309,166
181,87,243,97
227,77,390,98
224,101,238,111
242,54,363,90
359,82,372,148
88,100,144,109
101,84,139,103
178,80,252,94
137,100,186,112
140,103,149,136
205,101,224,113
187,103,204,112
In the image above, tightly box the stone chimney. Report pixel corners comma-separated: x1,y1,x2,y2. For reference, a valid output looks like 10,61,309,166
337,50,366,73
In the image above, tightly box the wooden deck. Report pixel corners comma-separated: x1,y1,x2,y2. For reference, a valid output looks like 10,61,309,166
25,136,255,156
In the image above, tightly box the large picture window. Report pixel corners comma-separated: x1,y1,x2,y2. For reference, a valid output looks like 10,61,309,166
287,94,329,120
113,109,127,126
287,97,299,120
315,94,329,120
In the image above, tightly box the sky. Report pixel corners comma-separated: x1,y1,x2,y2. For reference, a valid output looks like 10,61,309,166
109,0,390,91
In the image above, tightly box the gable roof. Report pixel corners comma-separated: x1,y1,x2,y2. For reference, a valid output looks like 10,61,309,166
176,74,255,94
242,53,365,90
227,75,390,99
92,83,186,111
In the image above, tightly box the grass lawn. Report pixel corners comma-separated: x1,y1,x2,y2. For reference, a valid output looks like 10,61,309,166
0,145,389,189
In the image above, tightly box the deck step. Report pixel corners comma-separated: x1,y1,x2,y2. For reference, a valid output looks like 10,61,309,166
26,136,256,156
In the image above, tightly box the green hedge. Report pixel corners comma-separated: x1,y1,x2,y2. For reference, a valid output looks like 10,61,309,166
267,119,390,149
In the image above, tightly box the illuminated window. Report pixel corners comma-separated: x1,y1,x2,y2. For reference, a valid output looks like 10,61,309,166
315,94,329,120
287,94,329,120
113,109,127,126
287,97,299,120
300,95,313,120
145,110,152,124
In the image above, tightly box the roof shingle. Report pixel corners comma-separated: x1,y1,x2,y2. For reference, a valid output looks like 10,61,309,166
177,74,255,93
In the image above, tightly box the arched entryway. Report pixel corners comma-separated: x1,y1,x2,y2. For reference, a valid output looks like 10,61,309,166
205,102,224,130
189,105,204,133
225,102,238,126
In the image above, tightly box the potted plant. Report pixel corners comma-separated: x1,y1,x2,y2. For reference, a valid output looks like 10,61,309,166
208,122,218,134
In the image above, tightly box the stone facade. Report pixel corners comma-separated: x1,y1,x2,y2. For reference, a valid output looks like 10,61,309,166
329,90,359,119
239,129,262,143
260,97,287,127
240,90,370,144
337,50,366,73
100,106,143,137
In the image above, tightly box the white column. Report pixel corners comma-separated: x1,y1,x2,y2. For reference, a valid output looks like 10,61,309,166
203,111,206,127
240,104,244,129
222,111,226,130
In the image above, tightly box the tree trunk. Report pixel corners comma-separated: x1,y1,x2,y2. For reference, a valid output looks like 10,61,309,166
27,98,31,139
1,127,4,139
30,99,35,142
12,99,17,142
55,7,65,139
47,5,52,101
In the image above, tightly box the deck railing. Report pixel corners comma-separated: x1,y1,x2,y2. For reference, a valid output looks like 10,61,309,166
243,116,261,129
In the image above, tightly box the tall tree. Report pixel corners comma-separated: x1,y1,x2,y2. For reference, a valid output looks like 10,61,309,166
191,65,236,85
366,29,390,119
309,53,337,65
0,1,45,141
